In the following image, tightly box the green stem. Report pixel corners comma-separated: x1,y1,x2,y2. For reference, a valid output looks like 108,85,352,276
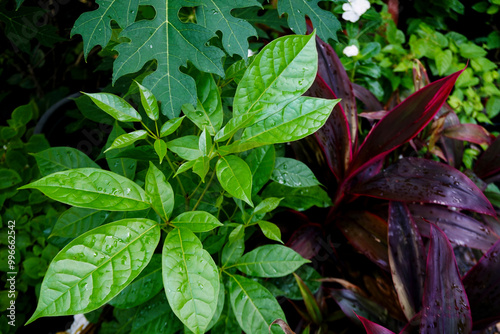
165,153,187,202
192,170,216,211
141,121,157,139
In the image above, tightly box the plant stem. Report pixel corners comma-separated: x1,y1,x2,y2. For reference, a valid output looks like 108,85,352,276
165,153,187,201
192,170,216,211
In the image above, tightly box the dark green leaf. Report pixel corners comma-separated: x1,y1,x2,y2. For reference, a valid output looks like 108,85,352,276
262,183,331,211
33,147,100,177
245,145,275,195
104,130,148,153
0,169,22,190
216,155,253,207
160,116,185,138
51,207,109,238
82,92,141,122
105,123,137,179
135,80,159,121
222,238,245,267
271,157,320,188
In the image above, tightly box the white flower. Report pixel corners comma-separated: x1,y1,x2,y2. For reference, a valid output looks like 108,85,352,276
343,45,359,57
342,0,371,22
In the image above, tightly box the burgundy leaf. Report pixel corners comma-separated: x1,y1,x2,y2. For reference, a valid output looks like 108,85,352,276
388,202,426,320
462,240,500,329
356,313,396,334
359,110,390,120
409,204,499,251
336,211,389,271
307,75,352,180
350,157,496,216
443,124,493,145
348,69,464,178
482,215,500,238
437,108,463,169
474,135,500,181
399,312,421,334
352,82,384,112
287,223,325,260
420,225,472,334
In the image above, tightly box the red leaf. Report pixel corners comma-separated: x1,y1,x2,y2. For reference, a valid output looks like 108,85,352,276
420,225,472,334
388,202,426,321
474,135,500,181
287,223,325,260
352,82,384,112
443,124,492,145
356,313,396,334
437,108,463,169
348,69,464,178
350,157,496,216
462,240,500,329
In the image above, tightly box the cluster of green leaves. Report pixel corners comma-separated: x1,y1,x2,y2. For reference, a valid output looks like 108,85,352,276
22,32,337,333
0,101,68,333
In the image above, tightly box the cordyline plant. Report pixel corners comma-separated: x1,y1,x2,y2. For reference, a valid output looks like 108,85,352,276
275,27,500,333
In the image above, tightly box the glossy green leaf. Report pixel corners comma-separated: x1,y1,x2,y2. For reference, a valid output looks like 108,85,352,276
51,207,109,238
228,224,245,244
168,136,202,161
245,145,276,196
160,116,185,138
257,221,283,244
33,147,100,176
271,157,320,188
212,292,241,334
130,292,183,334
205,278,225,332
262,183,331,211
193,156,210,181
199,128,212,157
26,218,160,324
145,162,174,220
254,197,282,215
105,123,137,179
135,80,159,121
175,160,196,177
222,238,245,268
235,245,309,278
105,130,148,153
20,168,150,211
0,169,21,189
154,139,168,164
110,254,163,309
162,228,220,333
171,211,222,232
293,273,322,324
82,92,141,122
229,274,286,334
216,155,253,207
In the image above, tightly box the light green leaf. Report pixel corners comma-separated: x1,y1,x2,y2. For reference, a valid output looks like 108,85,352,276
20,168,150,211
254,198,282,215
205,279,225,332
162,228,220,333
222,238,245,267
245,145,275,196
229,274,286,334
199,128,212,157
193,156,210,181
160,116,185,138
105,130,148,153
228,224,245,244
225,58,250,84
171,211,222,232
0,168,22,189
271,157,320,188
105,123,137,179
168,136,203,161
135,80,160,121
257,221,283,244
278,0,340,43
51,207,109,238
145,162,174,220
459,42,488,59
26,218,160,324
113,0,225,118
262,183,332,211
109,254,163,309
175,160,196,177
216,155,253,207
71,0,139,58
33,147,100,177
214,112,258,143
154,139,168,164
435,49,452,75
82,93,141,122
235,245,308,278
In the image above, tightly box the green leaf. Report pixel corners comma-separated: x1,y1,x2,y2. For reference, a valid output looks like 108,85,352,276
245,145,276,196
222,238,245,267
216,155,253,207
33,147,100,176
271,157,320,188
459,42,488,59
130,292,183,334
278,1,340,43
175,160,197,177
26,218,160,324
228,224,245,244
113,0,225,119
229,274,286,334
162,228,220,333
262,183,331,211
71,0,139,58
109,254,163,309
145,162,174,220
435,49,452,75
171,211,222,232
196,0,259,60
51,208,110,238
293,273,322,324
160,116,185,138
235,245,309,277
20,168,150,211
135,80,160,121
0,168,22,189
168,136,202,161
212,291,241,333
10,102,33,128
199,128,212,157
257,221,283,244
105,130,148,153
82,93,141,122
254,197,282,215
105,123,137,179
193,156,210,181
154,139,168,164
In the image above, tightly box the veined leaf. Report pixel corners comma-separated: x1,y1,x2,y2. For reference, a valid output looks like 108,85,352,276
171,211,222,232
222,238,245,268
162,228,219,333
229,274,286,334
257,221,283,244
0,169,21,189
33,147,100,177
254,197,282,215
235,245,309,278
82,92,141,122
262,183,331,211
71,0,139,58
154,139,168,164
145,162,174,220
105,123,137,179
113,0,225,118
160,116,185,138
199,128,212,157
129,292,183,334
20,168,150,211
271,157,320,188
51,207,109,238
168,136,202,161
26,218,160,324
216,155,253,207
104,130,148,153
135,80,159,121
244,145,275,196
193,156,210,181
